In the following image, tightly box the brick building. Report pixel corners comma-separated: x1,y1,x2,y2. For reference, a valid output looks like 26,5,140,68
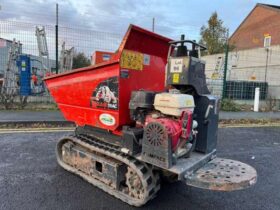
229,3,280,50
202,3,280,101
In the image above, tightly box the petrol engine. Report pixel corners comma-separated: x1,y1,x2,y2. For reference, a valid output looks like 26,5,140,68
129,90,198,168
128,35,220,169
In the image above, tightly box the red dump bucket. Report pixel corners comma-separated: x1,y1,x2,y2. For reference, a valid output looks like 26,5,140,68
44,25,172,134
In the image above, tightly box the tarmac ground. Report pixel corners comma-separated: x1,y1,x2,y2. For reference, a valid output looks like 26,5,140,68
0,127,279,210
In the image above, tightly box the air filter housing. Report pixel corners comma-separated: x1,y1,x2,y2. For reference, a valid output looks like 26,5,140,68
154,93,195,116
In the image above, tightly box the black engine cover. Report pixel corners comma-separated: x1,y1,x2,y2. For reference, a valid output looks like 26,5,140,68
129,90,156,123
194,95,220,153
141,122,172,169
129,90,156,110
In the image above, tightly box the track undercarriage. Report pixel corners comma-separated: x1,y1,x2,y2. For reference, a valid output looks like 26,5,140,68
56,134,160,207
56,132,257,207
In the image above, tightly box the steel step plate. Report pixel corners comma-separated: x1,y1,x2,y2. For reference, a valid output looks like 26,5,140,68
185,158,257,191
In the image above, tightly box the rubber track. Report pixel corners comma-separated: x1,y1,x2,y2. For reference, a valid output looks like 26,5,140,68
56,134,160,207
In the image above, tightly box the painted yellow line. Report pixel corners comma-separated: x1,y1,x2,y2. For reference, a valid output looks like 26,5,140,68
0,127,74,131
0,123,279,134
219,123,280,128
0,127,74,134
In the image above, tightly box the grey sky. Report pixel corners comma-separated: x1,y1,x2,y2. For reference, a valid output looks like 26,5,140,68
1,0,280,39
0,0,279,59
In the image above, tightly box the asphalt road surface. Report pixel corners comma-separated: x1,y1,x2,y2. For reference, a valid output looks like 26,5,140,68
0,127,279,210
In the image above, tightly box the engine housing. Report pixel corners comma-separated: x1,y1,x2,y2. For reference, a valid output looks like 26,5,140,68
154,92,195,116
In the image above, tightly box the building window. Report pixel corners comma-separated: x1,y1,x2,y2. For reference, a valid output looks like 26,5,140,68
264,36,271,48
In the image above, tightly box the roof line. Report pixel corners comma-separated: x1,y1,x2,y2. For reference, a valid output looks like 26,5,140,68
258,3,280,13
229,3,280,41
0,37,22,45
0,37,14,43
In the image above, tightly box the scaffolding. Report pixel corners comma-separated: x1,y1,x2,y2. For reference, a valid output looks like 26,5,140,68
0,39,21,108
1,39,21,96
35,26,50,74
59,41,74,73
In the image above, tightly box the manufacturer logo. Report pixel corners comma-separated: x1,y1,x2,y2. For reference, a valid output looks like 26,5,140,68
99,113,116,126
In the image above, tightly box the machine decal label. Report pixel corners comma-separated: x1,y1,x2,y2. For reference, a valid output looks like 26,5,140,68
170,58,183,73
143,54,150,65
90,77,119,110
21,61,26,71
120,69,129,78
99,113,116,126
172,73,179,83
186,99,194,106
120,50,143,71
102,54,111,61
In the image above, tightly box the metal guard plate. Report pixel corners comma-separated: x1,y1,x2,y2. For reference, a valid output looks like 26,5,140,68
185,158,257,191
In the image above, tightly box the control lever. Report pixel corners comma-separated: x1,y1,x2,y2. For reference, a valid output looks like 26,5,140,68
204,105,214,124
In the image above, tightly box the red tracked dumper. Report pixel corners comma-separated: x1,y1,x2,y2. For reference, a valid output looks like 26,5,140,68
44,25,257,206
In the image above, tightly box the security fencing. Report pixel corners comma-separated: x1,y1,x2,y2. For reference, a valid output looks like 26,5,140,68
203,45,280,111
0,19,122,107
1,19,280,110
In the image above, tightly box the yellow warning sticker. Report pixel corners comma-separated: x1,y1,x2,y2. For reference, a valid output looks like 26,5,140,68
173,73,179,83
120,50,143,71
211,72,220,79
186,99,194,106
